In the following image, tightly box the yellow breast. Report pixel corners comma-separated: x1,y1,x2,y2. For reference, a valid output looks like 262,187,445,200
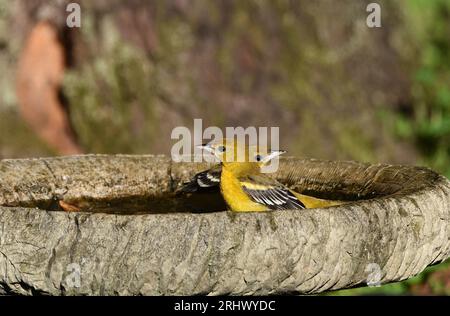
220,168,268,212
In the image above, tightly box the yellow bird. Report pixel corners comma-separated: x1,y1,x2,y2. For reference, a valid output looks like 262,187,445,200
197,139,305,212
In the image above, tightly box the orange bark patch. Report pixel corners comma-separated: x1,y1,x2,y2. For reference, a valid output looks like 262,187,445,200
16,21,82,155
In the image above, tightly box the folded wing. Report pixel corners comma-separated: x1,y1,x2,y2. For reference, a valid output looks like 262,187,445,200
180,165,222,192
239,174,305,210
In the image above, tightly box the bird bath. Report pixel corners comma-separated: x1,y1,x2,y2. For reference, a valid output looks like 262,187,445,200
0,155,449,295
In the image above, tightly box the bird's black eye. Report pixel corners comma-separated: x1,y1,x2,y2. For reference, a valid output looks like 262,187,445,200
218,145,226,153
255,154,262,162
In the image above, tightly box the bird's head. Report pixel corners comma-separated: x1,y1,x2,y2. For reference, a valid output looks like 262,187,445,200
249,145,286,167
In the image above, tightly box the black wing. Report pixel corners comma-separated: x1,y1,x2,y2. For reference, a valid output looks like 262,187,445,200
240,175,305,210
180,166,222,193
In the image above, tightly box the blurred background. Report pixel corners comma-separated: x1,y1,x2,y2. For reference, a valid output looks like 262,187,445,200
0,0,449,295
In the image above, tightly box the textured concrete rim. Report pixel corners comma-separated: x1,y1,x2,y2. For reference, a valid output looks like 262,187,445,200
0,155,449,295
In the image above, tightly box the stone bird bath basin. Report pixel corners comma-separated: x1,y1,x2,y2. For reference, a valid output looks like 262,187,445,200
0,155,449,295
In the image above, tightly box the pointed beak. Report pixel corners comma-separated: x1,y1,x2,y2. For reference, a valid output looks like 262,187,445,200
262,150,286,163
197,143,214,154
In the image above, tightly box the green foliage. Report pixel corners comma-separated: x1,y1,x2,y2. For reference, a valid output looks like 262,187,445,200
394,0,450,177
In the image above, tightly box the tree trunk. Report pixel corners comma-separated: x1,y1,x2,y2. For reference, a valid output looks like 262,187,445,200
0,155,449,295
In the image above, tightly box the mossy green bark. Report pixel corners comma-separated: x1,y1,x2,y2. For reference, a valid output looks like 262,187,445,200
59,0,417,163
